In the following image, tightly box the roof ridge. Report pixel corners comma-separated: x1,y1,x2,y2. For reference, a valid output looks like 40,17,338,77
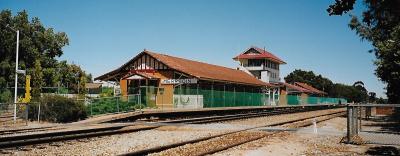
145,50,241,72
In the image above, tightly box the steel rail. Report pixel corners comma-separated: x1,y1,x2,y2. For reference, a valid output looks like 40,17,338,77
119,110,345,156
0,106,340,149
194,112,346,156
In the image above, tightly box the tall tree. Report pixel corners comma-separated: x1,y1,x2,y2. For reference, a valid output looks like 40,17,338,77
0,10,68,101
352,81,368,102
31,59,43,100
284,69,333,93
285,69,368,102
0,10,92,102
327,0,400,103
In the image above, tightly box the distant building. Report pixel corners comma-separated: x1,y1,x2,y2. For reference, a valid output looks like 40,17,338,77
233,46,286,83
293,82,327,96
85,83,102,97
278,82,329,105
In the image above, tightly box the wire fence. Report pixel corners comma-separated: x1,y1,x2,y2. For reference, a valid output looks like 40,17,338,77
346,104,400,145
284,95,347,105
79,94,142,116
174,87,347,108
174,88,268,108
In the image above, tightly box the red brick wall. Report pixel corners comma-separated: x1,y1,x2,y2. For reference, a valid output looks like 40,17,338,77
376,107,394,115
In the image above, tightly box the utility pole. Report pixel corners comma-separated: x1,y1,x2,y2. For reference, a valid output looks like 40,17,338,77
13,30,19,123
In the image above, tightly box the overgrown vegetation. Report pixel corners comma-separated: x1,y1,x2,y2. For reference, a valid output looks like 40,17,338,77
28,95,87,123
99,87,114,97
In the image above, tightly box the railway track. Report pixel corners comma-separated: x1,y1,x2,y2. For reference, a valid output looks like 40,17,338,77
152,110,288,124
120,109,345,156
0,106,342,150
140,106,330,124
0,126,64,136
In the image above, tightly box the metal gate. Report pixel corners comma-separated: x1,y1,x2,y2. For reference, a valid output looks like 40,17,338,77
346,104,400,145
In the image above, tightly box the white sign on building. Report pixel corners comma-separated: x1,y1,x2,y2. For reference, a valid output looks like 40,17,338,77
161,78,198,84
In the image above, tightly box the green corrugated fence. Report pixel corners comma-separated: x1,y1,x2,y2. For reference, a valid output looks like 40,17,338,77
174,87,267,108
285,95,347,106
174,87,347,108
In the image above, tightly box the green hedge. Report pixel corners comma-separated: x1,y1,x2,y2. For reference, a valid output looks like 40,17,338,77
28,95,87,123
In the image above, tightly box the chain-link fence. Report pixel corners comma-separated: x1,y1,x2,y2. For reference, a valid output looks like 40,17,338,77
346,104,400,145
81,94,142,116
174,86,347,108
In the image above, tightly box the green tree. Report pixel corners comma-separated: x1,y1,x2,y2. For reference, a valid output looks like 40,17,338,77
368,92,376,103
352,81,368,102
284,69,368,102
0,10,68,101
0,10,92,101
327,0,400,103
284,69,333,93
31,59,43,100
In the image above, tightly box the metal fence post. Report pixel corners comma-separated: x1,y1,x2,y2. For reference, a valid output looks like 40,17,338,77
359,106,362,132
25,104,28,126
117,97,120,113
90,101,93,116
353,106,358,135
37,102,41,123
347,105,353,143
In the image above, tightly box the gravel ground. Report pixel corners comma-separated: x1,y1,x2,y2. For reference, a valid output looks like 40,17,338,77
0,123,134,138
213,117,374,156
3,126,226,156
151,109,345,156
152,131,269,156
0,121,61,131
2,108,346,155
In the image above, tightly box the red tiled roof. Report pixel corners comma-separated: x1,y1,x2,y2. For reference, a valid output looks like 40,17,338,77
233,46,286,64
294,82,327,95
282,82,313,93
122,71,159,80
95,50,277,87
145,51,267,86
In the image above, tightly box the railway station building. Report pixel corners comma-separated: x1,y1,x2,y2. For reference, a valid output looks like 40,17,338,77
95,49,276,109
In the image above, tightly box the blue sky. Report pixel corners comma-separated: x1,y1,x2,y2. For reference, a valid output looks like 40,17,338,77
1,0,386,97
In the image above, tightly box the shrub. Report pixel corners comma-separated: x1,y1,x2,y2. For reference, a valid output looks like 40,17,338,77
28,95,87,123
0,89,11,103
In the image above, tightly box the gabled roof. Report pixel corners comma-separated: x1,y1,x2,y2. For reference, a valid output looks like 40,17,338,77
294,82,327,95
282,82,313,93
122,72,159,80
233,46,286,64
96,50,272,87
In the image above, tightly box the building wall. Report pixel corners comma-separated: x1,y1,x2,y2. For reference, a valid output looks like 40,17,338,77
120,79,128,96
154,71,174,109
279,94,287,106
237,58,280,83
300,93,308,104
